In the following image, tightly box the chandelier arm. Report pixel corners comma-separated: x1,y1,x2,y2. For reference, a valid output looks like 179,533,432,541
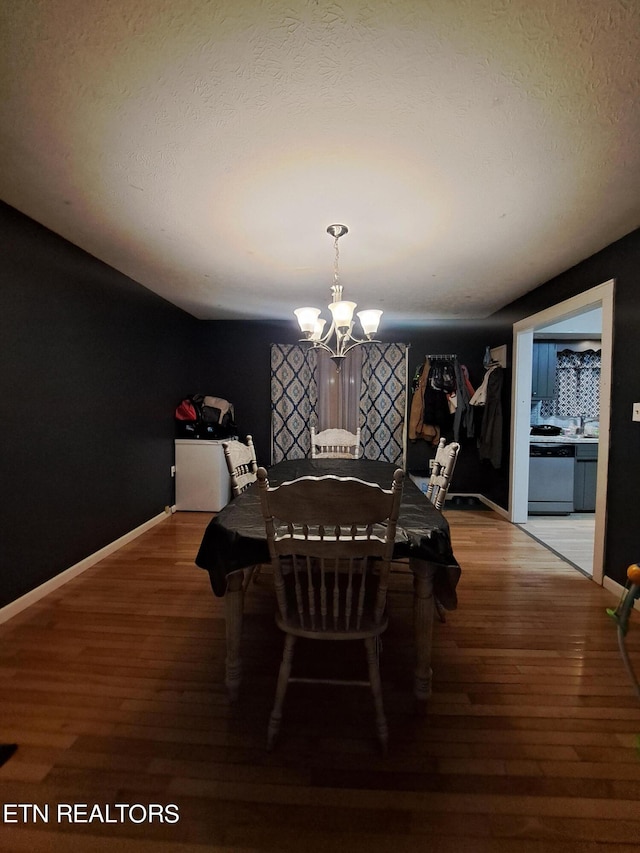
304,322,349,358
340,337,380,358
309,340,337,357
305,323,381,360
316,316,337,347
344,328,366,345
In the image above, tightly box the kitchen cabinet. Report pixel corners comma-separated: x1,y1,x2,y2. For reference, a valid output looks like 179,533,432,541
531,343,557,400
574,443,598,512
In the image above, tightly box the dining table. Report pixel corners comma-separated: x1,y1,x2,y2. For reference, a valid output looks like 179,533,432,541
195,458,462,702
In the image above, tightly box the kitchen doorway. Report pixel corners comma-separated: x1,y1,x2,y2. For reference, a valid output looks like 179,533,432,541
509,281,614,585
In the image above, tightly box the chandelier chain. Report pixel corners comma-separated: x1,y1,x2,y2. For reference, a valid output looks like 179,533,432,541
332,234,341,298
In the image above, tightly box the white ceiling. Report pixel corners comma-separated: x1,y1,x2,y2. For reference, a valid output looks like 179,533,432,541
1,1,639,323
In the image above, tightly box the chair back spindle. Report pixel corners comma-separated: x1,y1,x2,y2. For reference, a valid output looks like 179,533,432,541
223,435,258,497
310,427,361,459
425,438,460,510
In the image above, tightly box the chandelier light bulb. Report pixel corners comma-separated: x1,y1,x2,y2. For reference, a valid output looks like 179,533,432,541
357,309,382,337
311,318,326,341
294,307,321,337
328,300,357,330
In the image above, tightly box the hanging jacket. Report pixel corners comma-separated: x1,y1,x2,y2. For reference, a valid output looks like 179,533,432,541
469,363,499,406
478,366,503,469
461,364,475,399
452,360,474,441
424,379,453,428
408,358,441,445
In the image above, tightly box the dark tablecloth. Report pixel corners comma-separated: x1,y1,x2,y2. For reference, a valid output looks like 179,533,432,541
195,459,461,609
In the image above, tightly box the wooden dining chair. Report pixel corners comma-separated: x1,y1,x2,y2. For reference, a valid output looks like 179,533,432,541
223,435,260,587
310,426,361,459
257,465,404,753
222,435,258,497
425,437,460,510
424,437,460,623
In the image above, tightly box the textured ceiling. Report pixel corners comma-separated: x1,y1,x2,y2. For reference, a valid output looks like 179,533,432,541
1,0,639,322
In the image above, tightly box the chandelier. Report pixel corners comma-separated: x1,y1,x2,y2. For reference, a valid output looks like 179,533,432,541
294,224,382,368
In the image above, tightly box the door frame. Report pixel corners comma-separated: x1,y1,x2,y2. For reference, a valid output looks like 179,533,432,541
509,280,614,586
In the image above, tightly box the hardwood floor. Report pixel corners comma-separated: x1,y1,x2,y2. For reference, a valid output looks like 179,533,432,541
1,509,639,852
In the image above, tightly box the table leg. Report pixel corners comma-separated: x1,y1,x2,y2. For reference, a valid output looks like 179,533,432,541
411,559,435,702
224,571,245,702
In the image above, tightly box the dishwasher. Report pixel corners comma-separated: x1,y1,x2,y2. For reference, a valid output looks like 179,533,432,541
528,443,575,514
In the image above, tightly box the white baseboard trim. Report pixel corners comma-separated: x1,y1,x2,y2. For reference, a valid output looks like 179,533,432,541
447,492,510,519
476,495,510,519
603,574,640,609
0,510,170,625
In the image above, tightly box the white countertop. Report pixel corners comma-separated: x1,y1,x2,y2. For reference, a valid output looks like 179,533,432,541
529,435,599,444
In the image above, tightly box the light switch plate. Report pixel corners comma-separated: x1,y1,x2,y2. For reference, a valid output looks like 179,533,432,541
633,403,640,422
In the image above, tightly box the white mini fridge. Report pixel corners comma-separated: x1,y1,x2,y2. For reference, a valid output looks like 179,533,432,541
174,439,232,511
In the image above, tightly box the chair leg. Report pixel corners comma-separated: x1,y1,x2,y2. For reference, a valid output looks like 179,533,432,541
241,564,264,591
434,597,447,623
268,633,296,751
241,566,255,592
364,636,388,755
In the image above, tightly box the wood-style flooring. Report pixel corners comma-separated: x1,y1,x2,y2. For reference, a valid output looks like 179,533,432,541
518,514,596,576
1,508,639,852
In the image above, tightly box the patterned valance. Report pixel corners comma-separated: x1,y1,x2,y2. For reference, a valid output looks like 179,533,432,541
540,348,601,419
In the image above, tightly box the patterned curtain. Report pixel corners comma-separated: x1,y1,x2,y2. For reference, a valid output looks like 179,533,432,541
271,342,408,466
270,345,318,463
540,349,601,419
359,343,408,465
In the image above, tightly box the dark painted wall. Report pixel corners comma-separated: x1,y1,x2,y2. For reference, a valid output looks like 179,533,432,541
194,321,300,467
491,227,640,586
1,202,200,608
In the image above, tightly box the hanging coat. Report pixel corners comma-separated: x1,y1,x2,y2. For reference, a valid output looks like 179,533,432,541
452,360,474,441
477,366,503,469
408,358,441,445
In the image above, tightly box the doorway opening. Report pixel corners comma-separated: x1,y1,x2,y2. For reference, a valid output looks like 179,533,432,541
509,280,614,585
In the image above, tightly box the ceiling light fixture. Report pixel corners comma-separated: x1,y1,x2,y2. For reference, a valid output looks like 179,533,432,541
294,224,382,368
